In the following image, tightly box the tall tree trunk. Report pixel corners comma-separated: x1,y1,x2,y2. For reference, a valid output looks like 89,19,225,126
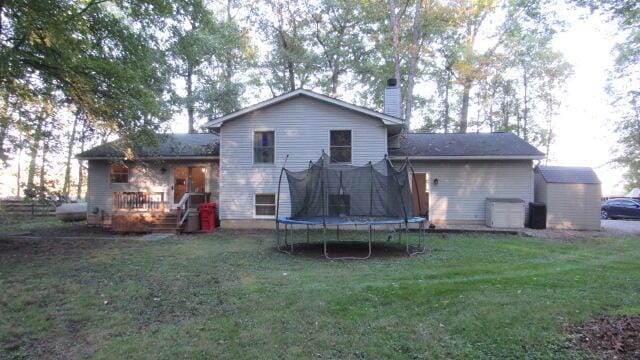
63,108,80,198
16,133,22,198
287,59,296,91
487,86,496,131
443,67,451,133
330,64,339,97
25,122,42,197
38,139,48,201
186,62,195,133
76,117,88,200
404,0,423,130
515,105,521,136
460,80,472,133
522,66,529,141
501,100,509,131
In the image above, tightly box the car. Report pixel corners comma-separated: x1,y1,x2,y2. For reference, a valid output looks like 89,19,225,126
601,198,640,220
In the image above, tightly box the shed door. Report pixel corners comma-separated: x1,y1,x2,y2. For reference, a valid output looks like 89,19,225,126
411,173,429,217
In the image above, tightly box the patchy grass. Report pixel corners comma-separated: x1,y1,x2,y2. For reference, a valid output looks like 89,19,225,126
0,216,65,233
0,226,639,359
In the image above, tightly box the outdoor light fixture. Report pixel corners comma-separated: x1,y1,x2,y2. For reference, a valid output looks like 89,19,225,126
433,178,439,185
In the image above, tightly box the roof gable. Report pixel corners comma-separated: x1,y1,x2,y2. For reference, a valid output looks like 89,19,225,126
535,165,601,184
203,89,404,128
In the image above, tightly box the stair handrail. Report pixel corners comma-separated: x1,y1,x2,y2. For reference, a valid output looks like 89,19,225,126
176,192,191,228
179,208,191,225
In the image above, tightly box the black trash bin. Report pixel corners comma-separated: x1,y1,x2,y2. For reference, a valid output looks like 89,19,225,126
529,202,547,229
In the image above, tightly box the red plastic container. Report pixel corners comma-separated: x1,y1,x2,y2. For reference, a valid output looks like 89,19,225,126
198,202,217,232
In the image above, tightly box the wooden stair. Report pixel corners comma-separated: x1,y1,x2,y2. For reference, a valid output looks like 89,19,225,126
150,212,182,234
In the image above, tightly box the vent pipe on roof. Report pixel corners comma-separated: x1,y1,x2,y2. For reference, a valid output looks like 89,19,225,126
384,78,401,119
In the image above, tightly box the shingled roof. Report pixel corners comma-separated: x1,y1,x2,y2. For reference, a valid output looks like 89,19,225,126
76,133,219,159
535,165,601,184
389,132,544,158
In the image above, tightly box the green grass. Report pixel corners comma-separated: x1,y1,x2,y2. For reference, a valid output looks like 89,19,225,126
0,225,639,359
0,216,65,233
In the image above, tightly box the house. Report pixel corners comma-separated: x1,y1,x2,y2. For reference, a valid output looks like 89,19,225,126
77,80,545,232
534,165,601,230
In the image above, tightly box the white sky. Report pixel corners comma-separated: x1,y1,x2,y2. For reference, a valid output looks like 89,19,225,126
546,5,625,195
0,1,629,197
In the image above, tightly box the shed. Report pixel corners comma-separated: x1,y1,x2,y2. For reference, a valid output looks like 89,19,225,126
534,165,601,230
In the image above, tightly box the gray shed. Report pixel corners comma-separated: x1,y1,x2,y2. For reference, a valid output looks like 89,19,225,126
534,165,601,230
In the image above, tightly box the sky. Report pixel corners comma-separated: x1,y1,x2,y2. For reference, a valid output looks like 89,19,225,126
545,4,626,195
0,1,630,198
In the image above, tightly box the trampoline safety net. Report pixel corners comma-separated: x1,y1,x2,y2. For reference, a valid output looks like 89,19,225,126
281,153,418,222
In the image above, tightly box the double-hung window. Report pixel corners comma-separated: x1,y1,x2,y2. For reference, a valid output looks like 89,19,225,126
254,131,275,164
110,164,129,183
330,130,351,163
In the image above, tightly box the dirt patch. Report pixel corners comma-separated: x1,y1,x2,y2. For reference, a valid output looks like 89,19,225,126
0,237,135,262
569,315,640,359
280,241,422,260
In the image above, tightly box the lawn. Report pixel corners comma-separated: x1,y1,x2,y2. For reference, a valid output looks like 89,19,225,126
1,222,639,359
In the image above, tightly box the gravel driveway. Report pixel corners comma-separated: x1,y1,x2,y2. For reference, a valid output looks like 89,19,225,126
601,219,640,236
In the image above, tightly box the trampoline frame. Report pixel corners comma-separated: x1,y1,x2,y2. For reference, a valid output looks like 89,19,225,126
274,152,428,260
276,216,427,260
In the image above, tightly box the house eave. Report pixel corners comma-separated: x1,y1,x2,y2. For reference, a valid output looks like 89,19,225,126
76,156,220,161
389,155,545,161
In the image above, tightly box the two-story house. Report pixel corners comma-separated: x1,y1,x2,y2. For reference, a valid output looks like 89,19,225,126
77,79,544,232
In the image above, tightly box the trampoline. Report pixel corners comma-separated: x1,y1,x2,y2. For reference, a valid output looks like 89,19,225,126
275,152,427,259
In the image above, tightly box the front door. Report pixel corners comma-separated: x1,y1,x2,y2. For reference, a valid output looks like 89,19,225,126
173,166,207,207
411,173,429,218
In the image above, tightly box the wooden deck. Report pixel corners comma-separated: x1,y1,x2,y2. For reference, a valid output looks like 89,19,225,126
110,191,210,234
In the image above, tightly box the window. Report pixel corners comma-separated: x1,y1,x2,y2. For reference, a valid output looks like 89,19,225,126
328,194,350,217
110,164,129,183
254,131,275,164
255,193,276,217
330,130,352,163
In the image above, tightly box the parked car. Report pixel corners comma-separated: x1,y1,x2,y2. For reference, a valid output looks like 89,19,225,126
601,198,640,220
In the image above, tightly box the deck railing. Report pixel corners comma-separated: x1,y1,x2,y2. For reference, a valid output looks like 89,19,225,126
113,192,165,211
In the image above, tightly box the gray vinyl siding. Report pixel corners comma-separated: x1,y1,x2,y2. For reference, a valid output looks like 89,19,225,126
86,159,219,224
86,160,111,224
533,172,547,204
534,178,601,230
219,96,388,220
410,160,534,224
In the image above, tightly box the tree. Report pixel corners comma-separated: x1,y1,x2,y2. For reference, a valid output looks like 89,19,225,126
308,0,366,97
169,0,253,132
254,0,319,95
0,0,173,145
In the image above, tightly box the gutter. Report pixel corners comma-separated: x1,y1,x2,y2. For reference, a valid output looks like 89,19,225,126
388,155,545,160
76,156,220,161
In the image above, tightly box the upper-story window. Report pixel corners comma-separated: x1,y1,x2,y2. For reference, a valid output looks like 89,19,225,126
110,164,129,183
254,131,275,164
330,130,351,163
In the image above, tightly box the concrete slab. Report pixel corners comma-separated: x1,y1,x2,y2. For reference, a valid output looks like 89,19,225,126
138,233,173,241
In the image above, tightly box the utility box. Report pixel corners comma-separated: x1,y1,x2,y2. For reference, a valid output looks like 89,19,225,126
184,211,200,233
485,198,525,228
